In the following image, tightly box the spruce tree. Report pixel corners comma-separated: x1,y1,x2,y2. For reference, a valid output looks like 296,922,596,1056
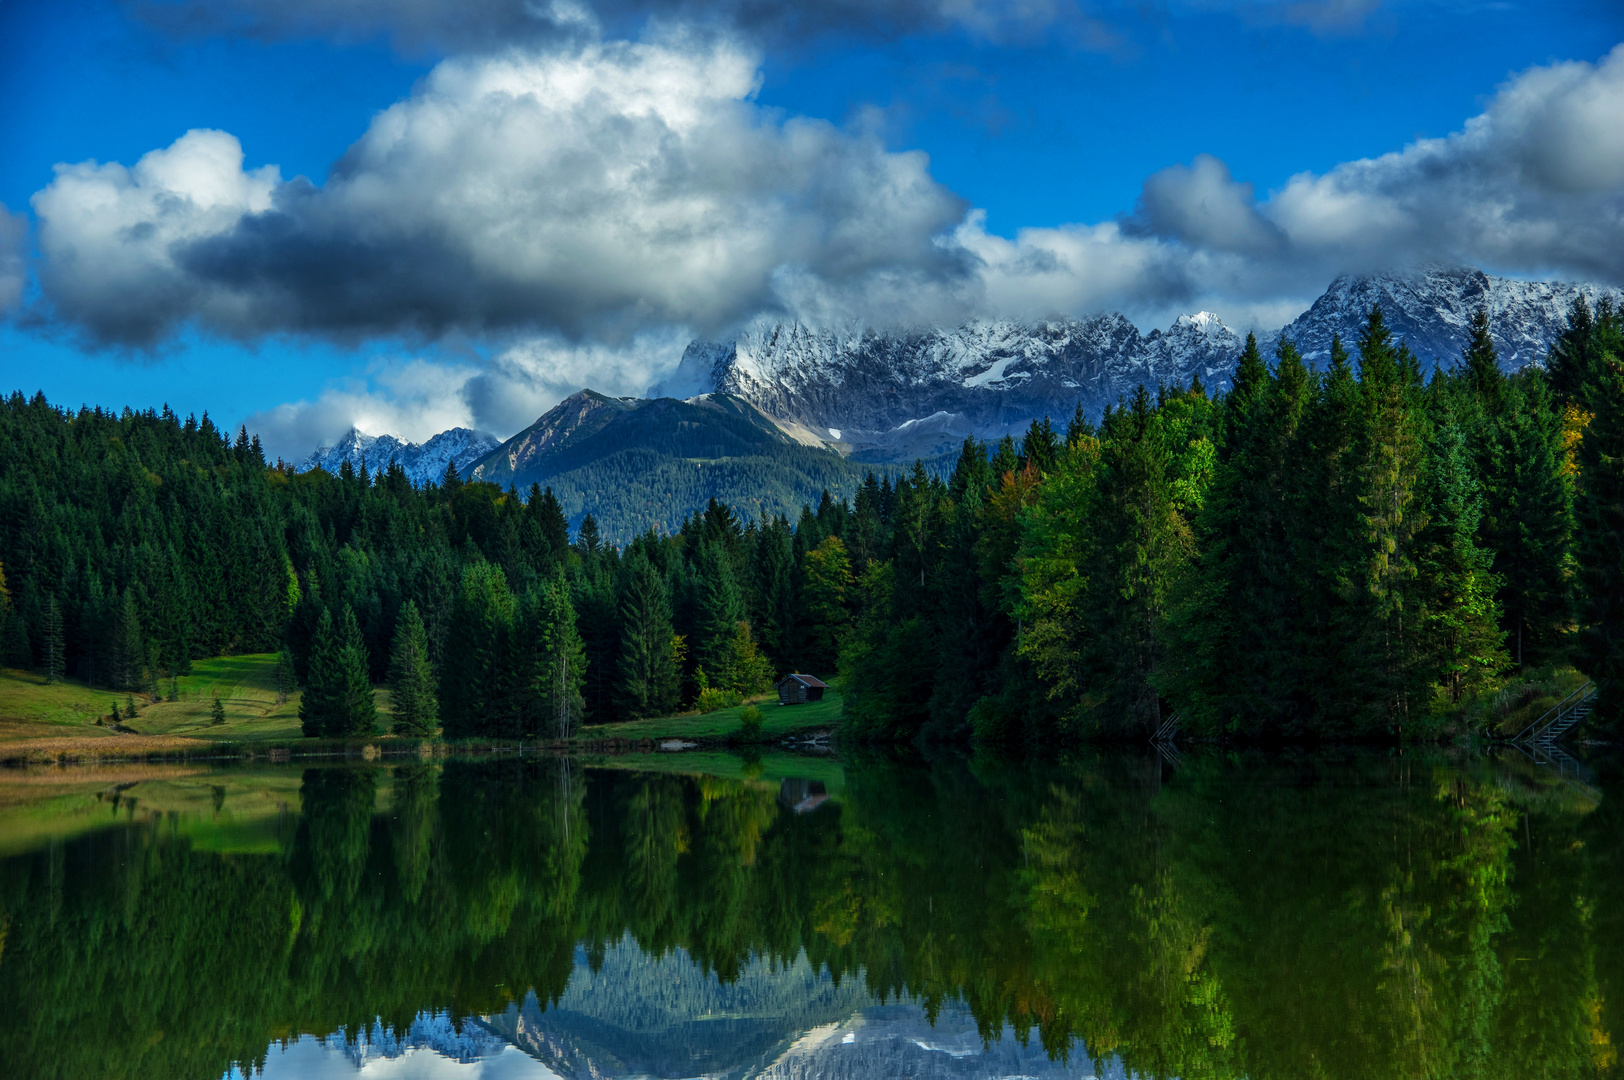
330,605,378,737
42,597,65,685
1353,307,1431,728
439,562,514,739
1573,339,1624,723
1416,401,1507,704
1083,387,1186,736
695,539,745,685
616,553,680,719
387,599,438,736
274,649,296,705
112,589,144,690
1461,307,1506,416
210,694,227,726
1484,373,1573,665
299,607,336,737
533,570,587,739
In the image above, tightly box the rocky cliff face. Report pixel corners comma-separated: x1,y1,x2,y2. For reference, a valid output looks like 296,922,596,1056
298,426,499,485
649,266,1619,461
1271,265,1624,371
654,311,1244,454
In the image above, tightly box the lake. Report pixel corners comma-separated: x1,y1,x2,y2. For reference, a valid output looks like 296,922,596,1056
0,747,1619,1080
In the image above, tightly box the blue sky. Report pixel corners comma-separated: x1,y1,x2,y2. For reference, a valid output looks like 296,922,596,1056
1,0,1622,456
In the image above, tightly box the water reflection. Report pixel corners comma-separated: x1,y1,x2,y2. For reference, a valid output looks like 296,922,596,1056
0,750,1619,1080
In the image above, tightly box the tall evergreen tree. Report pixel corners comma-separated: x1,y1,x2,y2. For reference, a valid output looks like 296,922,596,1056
329,605,378,737
299,608,337,737
1573,339,1624,723
694,539,745,682
439,562,514,739
533,570,588,739
1416,400,1507,703
1483,373,1573,665
387,599,438,736
41,597,65,685
1353,307,1431,726
616,553,680,719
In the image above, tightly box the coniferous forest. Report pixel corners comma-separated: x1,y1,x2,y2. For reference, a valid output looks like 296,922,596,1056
2,301,1622,743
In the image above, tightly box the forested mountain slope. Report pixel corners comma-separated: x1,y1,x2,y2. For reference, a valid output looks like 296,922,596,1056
468,390,903,539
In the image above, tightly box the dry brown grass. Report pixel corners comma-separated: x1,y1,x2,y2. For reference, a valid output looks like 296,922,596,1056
0,733,214,764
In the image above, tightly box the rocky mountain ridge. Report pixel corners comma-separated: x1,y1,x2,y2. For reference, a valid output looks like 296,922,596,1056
297,426,499,486
1271,265,1624,371
653,309,1244,455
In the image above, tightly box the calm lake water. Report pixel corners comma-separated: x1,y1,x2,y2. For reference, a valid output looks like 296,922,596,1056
1,748,1619,1080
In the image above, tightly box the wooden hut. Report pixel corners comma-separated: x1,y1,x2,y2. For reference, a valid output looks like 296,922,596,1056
776,674,828,705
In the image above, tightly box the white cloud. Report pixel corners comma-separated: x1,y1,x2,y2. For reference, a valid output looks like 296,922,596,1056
31,131,281,344
246,356,480,461
24,32,1624,449
32,35,963,347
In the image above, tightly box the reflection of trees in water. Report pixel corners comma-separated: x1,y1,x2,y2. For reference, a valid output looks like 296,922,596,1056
0,752,1620,1080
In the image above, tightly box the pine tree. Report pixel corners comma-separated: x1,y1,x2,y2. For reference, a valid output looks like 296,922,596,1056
387,599,438,736
533,570,587,739
695,539,745,684
1461,307,1506,416
801,536,853,675
1483,373,1573,665
42,597,65,685
1417,401,1507,704
274,649,295,705
299,607,335,736
439,562,514,738
616,553,680,719
531,485,570,567
210,693,227,726
111,588,145,690
330,605,378,737
1019,417,1061,474
1083,387,1187,735
1354,307,1431,727
1161,336,1310,735
1573,338,1624,723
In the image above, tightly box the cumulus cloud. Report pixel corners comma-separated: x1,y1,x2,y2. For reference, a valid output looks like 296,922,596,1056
26,34,1624,446
0,204,26,311
464,329,694,435
1259,43,1624,280
245,356,480,461
32,36,964,348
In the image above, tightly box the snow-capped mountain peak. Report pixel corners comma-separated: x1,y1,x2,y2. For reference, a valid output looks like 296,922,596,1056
297,426,500,486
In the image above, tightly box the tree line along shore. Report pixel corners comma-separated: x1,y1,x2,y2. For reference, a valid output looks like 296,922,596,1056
1,301,1621,745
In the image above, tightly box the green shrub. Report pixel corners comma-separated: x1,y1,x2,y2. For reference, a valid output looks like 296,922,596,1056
737,704,764,741
696,686,742,713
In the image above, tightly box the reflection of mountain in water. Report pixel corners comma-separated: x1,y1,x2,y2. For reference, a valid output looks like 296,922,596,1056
488,935,868,1078
278,936,1111,1079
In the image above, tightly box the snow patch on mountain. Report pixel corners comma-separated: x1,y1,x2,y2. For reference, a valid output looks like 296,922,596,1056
658,311,1243,450
1274,266,1624,372
298,426,500,486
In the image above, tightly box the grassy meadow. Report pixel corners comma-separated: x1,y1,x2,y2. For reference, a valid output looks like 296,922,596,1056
0,651,838,761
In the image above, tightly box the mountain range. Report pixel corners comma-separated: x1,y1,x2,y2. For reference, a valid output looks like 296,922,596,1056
298,426,499,486
294,266,1622,534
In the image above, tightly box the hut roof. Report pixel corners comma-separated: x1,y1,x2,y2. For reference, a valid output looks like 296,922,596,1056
779,673,829,689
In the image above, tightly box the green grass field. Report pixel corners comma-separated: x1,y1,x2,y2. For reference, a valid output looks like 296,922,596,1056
0,654,839,754
0,654,402,746
577,689,842,743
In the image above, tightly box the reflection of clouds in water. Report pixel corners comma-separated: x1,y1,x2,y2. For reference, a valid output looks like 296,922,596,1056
235,1031,561,1079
